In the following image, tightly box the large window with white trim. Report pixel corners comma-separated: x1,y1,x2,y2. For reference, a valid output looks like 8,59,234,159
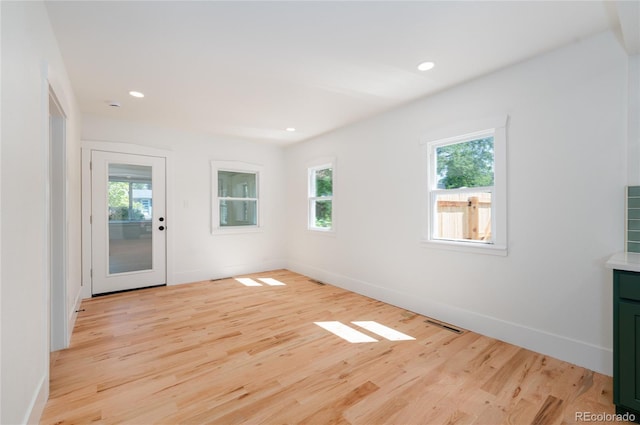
424,117,507,254
308,164,333,231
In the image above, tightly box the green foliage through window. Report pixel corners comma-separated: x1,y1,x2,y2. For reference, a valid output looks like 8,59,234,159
109,182,130,208
310,166,333,229
315,200,332,228
315,168,332,197
108,181,148,221
110,206,145,221
436,137,494,189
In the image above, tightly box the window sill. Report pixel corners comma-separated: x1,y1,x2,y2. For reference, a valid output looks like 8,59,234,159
308,227,336,237
212,226,262,235
421,239,507,256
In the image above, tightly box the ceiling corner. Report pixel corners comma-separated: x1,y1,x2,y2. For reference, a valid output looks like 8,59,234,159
611,0,640,54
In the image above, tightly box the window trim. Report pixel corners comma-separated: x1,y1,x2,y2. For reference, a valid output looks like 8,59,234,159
307,158,335,233
211,160,263,234
421,116,508,255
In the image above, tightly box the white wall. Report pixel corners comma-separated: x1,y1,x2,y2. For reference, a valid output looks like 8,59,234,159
1,1,82,424
284,31,628,375
81,115,287,295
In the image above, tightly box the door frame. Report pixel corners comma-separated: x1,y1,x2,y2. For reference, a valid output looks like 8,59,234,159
81,141,174,299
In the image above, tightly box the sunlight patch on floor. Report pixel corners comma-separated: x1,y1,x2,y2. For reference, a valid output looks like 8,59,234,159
314,321,416,343
314,321,378,343
351,321,416,341
235,278,263,287
258,277,286,286
235,277,287,287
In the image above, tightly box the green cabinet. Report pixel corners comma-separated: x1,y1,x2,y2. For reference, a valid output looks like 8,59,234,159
614,270,640,422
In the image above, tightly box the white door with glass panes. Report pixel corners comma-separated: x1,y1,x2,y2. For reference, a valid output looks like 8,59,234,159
91,151,166,295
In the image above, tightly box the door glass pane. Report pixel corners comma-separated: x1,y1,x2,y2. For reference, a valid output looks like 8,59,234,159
108,164,153,274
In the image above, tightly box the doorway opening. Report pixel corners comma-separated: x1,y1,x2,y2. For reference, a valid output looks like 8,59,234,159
49,89,67,352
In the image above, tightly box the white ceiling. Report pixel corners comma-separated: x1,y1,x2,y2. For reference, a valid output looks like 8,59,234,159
45,1,621,145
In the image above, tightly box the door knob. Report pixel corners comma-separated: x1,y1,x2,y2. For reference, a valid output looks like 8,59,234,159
159,226,165,231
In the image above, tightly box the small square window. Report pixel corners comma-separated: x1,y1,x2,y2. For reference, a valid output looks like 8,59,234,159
422,116,508,254
211,161,262,233
432,136,494,243
218,171,258,227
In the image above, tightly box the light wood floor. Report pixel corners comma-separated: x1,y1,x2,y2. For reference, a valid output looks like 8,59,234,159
41,270,615,425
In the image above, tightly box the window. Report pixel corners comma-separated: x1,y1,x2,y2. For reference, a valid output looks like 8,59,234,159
423,116,507,254
432,134,494,243
218,170,257,227
211,161,262,233
308,163,333,231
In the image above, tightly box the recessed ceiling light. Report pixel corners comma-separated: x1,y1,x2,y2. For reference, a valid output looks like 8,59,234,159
129,91,145,98
286,127,296,132
417,61,435,71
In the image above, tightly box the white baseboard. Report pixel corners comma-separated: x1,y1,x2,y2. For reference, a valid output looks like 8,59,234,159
25,374,48,425
286,261,613,376
172,260,288,286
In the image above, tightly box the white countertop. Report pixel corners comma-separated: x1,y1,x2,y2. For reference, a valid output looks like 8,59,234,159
606,252,640,273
